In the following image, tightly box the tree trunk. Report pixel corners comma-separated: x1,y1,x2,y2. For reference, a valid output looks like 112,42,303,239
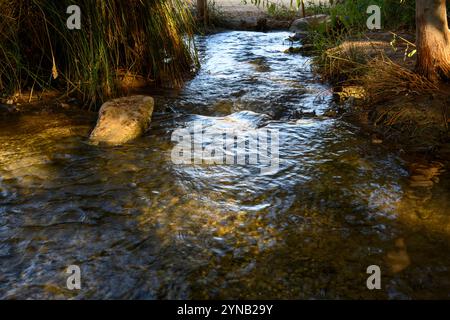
416,0,450,81
197,0,208,26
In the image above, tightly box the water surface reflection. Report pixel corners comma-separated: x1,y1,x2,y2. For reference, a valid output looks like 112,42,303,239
0,31,449,299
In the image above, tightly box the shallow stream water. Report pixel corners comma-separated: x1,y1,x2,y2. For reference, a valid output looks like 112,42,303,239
1,31,449,299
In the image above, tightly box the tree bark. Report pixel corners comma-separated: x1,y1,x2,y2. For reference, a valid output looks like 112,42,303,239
416,0,450,81
197,0,208,26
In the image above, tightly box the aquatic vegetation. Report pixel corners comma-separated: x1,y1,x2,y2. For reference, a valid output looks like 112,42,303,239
0,0,198,108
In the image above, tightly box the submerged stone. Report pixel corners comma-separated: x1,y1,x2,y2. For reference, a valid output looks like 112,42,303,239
90,95,154,146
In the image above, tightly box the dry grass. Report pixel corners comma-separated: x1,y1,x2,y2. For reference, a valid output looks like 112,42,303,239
361,57,439,105
315,35,440,104
315,34,449,151
314,44,367,84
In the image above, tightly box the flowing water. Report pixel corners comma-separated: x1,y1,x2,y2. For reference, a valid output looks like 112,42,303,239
1,31,449,299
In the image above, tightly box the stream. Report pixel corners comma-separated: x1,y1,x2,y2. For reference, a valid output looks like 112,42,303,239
0,31,449,299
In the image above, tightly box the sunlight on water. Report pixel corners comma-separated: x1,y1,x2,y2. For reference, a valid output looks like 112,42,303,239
0,31,449,299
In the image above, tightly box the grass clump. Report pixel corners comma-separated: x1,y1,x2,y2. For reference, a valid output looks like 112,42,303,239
0,0,198,108
361,57,439,104
310,38,368,84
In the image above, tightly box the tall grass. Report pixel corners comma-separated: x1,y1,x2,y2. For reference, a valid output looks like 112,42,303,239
0,0,198,108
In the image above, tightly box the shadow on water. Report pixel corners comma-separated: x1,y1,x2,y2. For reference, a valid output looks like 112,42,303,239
0,31,449,299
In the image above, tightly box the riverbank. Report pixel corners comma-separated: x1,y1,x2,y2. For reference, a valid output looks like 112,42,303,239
309,30,450,163
271,5,448,165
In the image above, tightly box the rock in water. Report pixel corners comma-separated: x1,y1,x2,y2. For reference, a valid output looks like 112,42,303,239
90,95,154,146
289,14,331,33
